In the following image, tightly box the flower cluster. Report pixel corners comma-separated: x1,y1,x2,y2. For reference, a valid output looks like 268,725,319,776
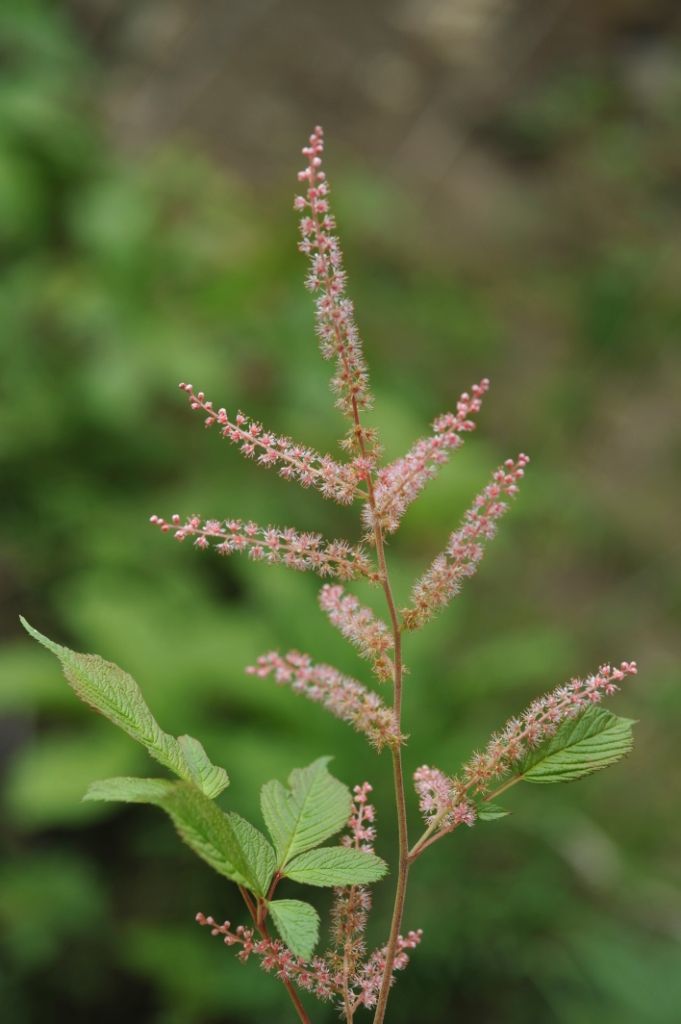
351,931,424,1010
366,379,490,536
149,514,375,581
413,765,475,829
295,126,375,453
462,660,638,793
247,651,403,750
345,782,377,853
402,454,530,630
195,914,338,1001
319,584,394,681
178,382,363,504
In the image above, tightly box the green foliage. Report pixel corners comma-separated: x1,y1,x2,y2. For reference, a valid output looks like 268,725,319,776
20,619,229,797
85,776,273,895
267,900,320,961
283,846,387,887
519,708,635,784
477,803,510,821
260,757,352,867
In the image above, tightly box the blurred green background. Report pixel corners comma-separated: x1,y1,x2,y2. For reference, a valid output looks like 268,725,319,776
1,2,680,1022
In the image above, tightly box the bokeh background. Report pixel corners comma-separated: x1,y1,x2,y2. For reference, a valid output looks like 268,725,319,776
2,2,680,1021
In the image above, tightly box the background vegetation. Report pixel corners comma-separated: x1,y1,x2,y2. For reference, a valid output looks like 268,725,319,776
1,2,680,1021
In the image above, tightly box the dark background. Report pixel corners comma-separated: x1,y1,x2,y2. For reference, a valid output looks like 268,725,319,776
1,2,680,1021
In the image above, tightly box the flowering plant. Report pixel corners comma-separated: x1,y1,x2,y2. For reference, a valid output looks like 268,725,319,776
22,127,638,1024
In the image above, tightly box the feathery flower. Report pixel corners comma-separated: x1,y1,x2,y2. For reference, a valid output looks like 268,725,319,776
329,783,376,1010
178,382,363,504
462,660,639,793
247,651,404,750
366,379,490,536
402,453,530,630
196,914,338,1001
319,584,394,682
150,514,375,581
295,126,375,451
413,765,475,829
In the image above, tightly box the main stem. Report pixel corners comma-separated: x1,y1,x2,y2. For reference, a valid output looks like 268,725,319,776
371,516,409,1024
349,396,410,1024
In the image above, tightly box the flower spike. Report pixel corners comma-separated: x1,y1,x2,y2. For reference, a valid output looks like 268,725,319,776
150,514,376,582
402,454,529,630
319,584,394,682
247,651,404,750
179,382,363,505
295,126,375,454
365,379,490,536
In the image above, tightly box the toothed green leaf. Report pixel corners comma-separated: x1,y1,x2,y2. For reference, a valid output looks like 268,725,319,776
477,802,510,821
260,757,351,867
20,619,229,798
177,734,229,798
229,812,276,896
84,777,272,895
519,707,635,784
284,846,387,887
267,899,320,960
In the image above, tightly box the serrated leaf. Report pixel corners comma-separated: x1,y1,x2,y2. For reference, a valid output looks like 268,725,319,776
20,620,228,798
477,802,510,821
85,777,176,804
267,899,319,960
284,846,387,887
84,777,270,895
177,735,229,798
260,757,351,868
519,707,635,784
229,813,276,896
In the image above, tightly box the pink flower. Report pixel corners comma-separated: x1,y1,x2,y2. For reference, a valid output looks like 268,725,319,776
319,584,394,681
150,514,376,581
402,454,530,629
366,379,490,536
247,651,403,750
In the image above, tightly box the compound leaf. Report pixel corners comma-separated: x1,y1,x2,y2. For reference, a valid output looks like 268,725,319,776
260,757,350,867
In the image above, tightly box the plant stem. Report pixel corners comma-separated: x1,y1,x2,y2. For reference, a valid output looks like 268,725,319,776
238,887,312,1024
362,466,410,1024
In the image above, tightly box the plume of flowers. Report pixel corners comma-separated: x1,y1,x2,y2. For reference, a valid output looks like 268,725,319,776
295,125,377,458
319,584,394,682
149,514,375,581
413,765,475,830
195,914,338,1001
462,660,638,793
402,454,530,630
365,379,490,536
178,382,363,504
409,660,638,858
247,651,403,750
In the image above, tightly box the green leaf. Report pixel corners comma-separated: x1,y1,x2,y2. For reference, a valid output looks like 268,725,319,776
267,899,319,960
519,707,635,784
284,846,387,887
229,813,276,897
20,620,228,798
85,777,175,804
84,777,272,896
477,802,510,821
177,735,229,798
260,757,351,868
